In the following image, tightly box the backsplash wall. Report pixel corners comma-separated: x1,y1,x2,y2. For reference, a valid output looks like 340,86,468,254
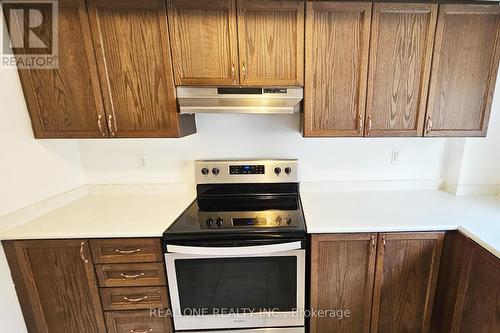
78,114,449,185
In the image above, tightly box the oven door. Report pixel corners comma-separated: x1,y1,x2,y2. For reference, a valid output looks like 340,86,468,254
165,241,305,331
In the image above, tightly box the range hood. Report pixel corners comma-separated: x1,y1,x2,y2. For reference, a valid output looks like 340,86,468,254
177,87,303,114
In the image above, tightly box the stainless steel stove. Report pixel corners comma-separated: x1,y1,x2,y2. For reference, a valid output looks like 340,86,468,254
163,160,306,333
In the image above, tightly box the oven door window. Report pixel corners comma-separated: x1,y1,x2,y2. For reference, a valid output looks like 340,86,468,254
175,256,297,314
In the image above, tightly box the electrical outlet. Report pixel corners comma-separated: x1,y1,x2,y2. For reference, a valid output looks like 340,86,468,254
391,150,400,165
137,155,147,168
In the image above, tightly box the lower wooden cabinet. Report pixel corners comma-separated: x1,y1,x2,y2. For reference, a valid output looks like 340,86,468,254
431,232,500,332
310,232,444,333
3,240,106,333
105,310,173,333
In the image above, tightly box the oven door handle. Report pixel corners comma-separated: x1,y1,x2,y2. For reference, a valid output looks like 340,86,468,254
166,241,303,256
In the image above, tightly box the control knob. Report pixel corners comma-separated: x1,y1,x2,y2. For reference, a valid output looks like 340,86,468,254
274,167,282,175
275,216,282,225
212,168,220,175
201,168,209,175
285,217,292,225
206,218,214,227
216,218,224,228
285,167,292,175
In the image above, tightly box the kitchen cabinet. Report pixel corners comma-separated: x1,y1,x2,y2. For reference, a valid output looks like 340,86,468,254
5,0,106,138
365,3,437,137
167,0,239,86
425,4,500,137
304,1,372,137
87,0,195,138
371,232,444,333
105,310,173,333
310,234,377,333
310,232,443,333
168,0,304,86
3,240,106,333
237,0,304,86
431,232,500,332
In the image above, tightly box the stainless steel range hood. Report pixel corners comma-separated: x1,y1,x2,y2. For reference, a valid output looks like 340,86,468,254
177,87,303,114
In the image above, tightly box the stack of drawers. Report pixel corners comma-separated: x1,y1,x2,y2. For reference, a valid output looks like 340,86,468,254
90,238,173,333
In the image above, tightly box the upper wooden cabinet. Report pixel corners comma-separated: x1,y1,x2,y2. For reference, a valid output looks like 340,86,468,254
237,0,304,86
168,0,304,86
310,234,377,333
167,0,239,86
366,3,437,137
87,0,195,138
304,1,372,137
3,240,106,333
7,0,106,138
371,232,444,333
425,4,500,137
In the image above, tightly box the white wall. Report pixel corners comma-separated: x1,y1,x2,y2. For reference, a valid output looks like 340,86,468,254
78,114,449,185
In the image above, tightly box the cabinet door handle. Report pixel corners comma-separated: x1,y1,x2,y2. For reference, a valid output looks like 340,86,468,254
358,115,364,135
231,63,236,83
426,115,433,135
80,242,89,264
242,62,246,80
97,115,106,136
367,115,372,136
130,329,152,333
380,236,386,255
370,235,375,254
124,296,148,303
120,272,145,279
107,114,116,137
115,248,141,254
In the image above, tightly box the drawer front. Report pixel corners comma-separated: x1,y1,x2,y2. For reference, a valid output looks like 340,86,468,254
90,238,163,264
100,287,169,311
105,310,172,333
96,263,166,287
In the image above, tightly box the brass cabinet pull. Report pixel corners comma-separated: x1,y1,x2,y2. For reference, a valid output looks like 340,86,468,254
97,115,106,136
380,235,386,255
358,115,364,135
130,329,152,333
120,272,145,279
426,115,433,135
370,235,375,254
115,248,141,254
242,62,246,80
107,114,116,137
124,296,148,303
80,242,89,264
367,115,372,136
231,63,236,83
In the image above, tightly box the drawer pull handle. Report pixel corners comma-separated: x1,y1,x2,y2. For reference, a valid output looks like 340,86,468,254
120,272,145,279
124,296,148,303
130,329,152,333
115,248,142,254
80,242,89,264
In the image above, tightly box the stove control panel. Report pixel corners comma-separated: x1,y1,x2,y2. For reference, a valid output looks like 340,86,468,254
196,159,298,184
199,211,299,229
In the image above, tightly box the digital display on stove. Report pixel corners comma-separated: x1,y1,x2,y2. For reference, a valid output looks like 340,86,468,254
229,165,265,175
233,218,258,226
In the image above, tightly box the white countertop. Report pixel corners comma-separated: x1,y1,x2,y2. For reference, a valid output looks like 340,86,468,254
1,185,499,258
301,190,500,258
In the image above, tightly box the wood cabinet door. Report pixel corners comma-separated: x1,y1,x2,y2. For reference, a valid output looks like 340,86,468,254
304,2,372,137
366,3,437,137
167,0,239,86
451,240,500,332
425,5,500,137
237,0,304,86
88,0,195,138
371,232,444,333
3,240,106,333
310,234,377,333
4,0,107,138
